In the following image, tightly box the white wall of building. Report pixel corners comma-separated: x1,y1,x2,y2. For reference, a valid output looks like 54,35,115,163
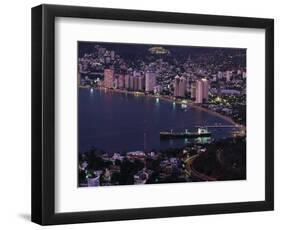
145,71,156,92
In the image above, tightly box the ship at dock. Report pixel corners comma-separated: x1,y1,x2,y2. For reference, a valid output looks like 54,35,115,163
160,127,211,139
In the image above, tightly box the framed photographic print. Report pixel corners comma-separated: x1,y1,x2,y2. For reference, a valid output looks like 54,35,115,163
31,4,274,225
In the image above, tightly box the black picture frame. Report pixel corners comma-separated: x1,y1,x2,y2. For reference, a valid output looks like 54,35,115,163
31,4,274,225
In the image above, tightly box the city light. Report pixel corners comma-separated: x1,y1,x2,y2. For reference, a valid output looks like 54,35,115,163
78,42,246,187
215,96,222,102
156,98,159,103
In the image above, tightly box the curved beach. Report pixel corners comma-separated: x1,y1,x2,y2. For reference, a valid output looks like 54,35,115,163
92,86,244,129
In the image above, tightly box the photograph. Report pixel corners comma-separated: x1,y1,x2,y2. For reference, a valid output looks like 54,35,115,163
77,41,247,187
30,3,274,225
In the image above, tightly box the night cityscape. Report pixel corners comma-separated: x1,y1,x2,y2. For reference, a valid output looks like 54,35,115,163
78,41,246,187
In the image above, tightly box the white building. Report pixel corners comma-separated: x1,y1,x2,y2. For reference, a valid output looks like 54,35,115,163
145,71,156,92
195,79,209,103
225,70,233,82
133,75,139,91
129,74,134,90
174,75,187,97
153,85,162,94
138,75,145,91
173,75,180,97
104,68,114,88
202,78,209,99
179,76,187,97
191,82,196,99
218,71,223,79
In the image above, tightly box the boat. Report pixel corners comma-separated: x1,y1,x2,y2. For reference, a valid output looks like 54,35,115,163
160,127,211,139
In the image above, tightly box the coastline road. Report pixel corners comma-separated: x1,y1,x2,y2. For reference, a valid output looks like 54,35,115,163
185,154,217,182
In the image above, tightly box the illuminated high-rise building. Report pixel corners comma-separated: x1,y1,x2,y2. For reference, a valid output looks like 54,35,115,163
125,74,130,89
129,74,134,90
191,82,196,99
145,71,156,92
138,75,145,91
195,80,203,103
202,78,209,99
179,76,187,97
133,76,139,91
104,68,114,88
173,75,180,97
195,79,209,103
118,74,125,89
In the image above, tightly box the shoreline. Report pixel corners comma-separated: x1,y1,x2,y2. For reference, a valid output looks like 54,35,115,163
82,86,245,130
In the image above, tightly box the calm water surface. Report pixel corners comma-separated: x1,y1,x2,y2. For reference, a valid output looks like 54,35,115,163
78,88,233,153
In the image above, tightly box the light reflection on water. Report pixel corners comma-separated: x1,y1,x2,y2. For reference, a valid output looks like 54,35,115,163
79,88,232,153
